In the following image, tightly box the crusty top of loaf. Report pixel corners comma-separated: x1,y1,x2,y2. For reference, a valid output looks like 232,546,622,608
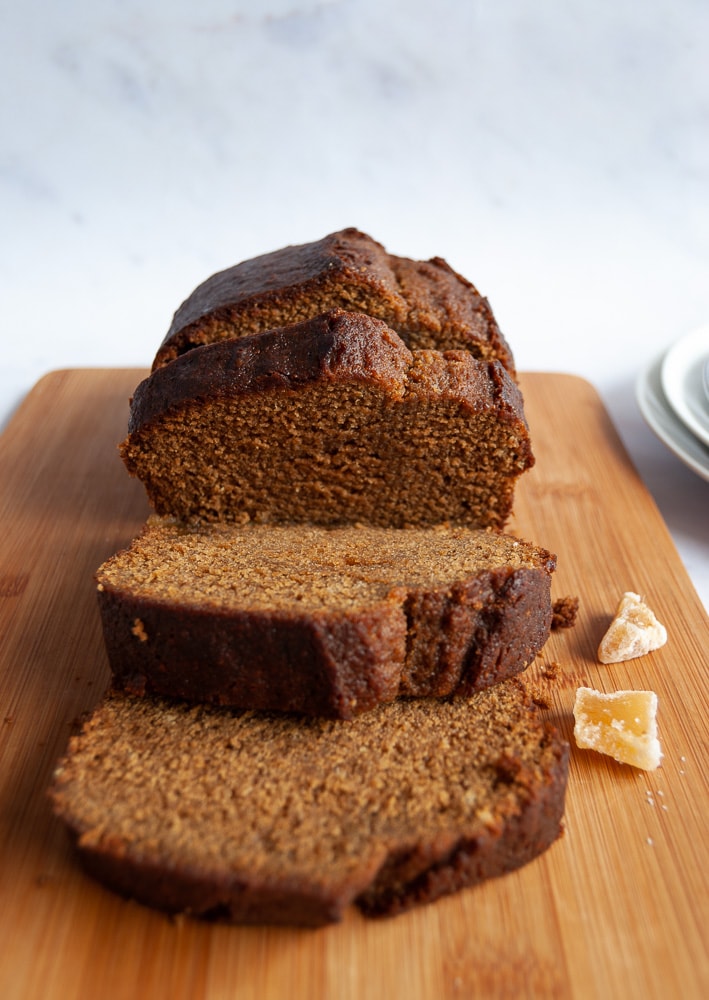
128,309,525,436
129,310,414,433
153,228,514,373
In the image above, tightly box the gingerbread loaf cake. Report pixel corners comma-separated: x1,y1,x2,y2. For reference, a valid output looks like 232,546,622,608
96,519,556,719
152,227,515,375
49,231,570,928
49,677,569,927
120,310,533,529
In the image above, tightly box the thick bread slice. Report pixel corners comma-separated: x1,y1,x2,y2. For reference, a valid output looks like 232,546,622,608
96,520,555,718
49,679,569,927
153,227,515,374
121,310,533,530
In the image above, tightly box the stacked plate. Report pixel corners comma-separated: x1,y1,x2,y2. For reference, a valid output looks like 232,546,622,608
636,324,709,482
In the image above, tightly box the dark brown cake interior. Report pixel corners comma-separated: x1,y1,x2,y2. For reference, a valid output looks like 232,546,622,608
99,520,553,605
50,678,568,926
121,311,533,529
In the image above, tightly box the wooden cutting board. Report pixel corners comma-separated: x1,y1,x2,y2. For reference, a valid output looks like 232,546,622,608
0,369,706,1000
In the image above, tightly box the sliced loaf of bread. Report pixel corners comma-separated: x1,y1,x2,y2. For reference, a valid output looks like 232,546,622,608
49,677,568,926
121,310,533,530
96,520,555,718
153,227,515,375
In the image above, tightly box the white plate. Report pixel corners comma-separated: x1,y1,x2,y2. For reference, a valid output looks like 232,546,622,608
660,324,709,447
636,351,709,483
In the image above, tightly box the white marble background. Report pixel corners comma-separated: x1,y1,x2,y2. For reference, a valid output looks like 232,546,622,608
1,0,708,607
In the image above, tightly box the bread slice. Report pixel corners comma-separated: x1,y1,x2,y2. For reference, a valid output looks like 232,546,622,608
96,519,555,718
49,678,568,926
120,310,533,530
152,227,515,375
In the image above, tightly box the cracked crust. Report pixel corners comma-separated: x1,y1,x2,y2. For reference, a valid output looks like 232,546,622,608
152,228,515,375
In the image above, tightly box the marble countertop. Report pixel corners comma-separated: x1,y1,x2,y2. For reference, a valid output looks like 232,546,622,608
2,0,707,611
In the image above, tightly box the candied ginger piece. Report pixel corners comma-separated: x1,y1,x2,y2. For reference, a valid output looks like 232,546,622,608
598,592,667,664
573,687,662,771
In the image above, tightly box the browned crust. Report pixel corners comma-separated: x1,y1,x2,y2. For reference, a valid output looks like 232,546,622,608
401,568,555,698
126,309,414,435
97,563,553,719
70,829,379,927
153,228,515,375
98,589,406,719
357,732,569,918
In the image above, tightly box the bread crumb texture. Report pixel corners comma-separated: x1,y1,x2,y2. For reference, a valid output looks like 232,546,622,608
50,678,568,921
97,519,552,612
598,592,667,664
551,595,579,631
573,687,662,771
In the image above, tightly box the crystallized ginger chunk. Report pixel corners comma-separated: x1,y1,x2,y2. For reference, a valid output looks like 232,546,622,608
573,687,662,771
598,592,667,664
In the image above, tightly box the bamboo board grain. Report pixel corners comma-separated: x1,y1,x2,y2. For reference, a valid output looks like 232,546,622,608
0,368,707,1000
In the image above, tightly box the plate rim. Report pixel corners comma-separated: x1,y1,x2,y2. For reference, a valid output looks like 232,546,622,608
660,323,709,447
636,349,709,483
